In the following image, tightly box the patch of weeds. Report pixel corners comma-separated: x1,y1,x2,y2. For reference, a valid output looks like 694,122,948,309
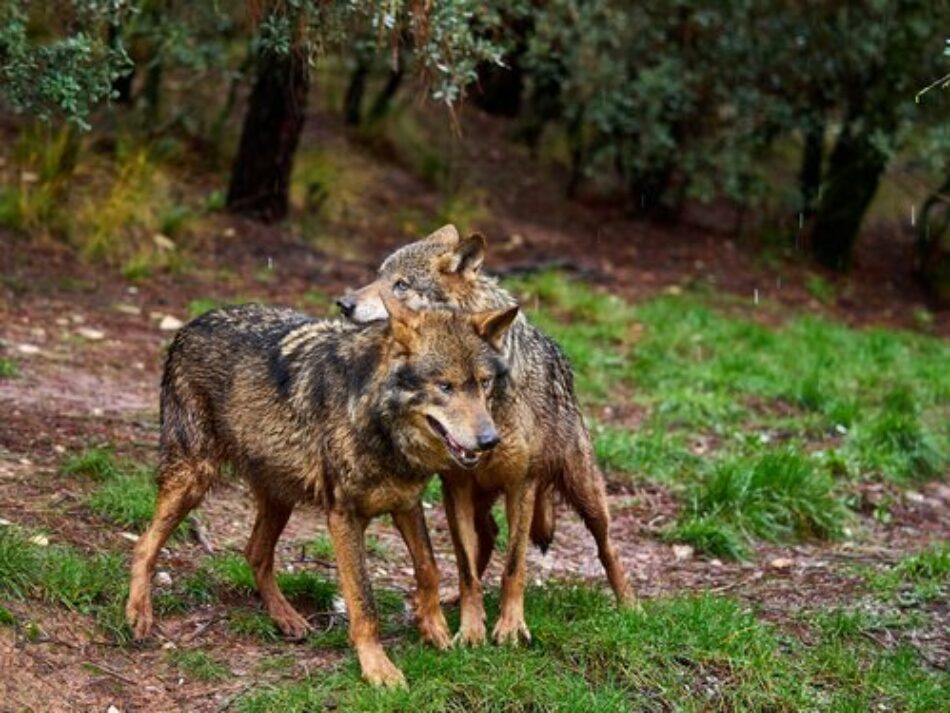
276,571,336,610
187,297,224,317
299,289,333,316
0,527,131,641
365,535,388,558
207,553,256,593
166,648,230,682
0,358,18,379
593,423,698,481
229,609,281,642
61,446,121,480
805,274,835,304
435,188,491,236
863,543,949,605
665,516,747,560
0,605,15,626
306,534,335,560
492,503,509,553
421,478,442,505
256,653,296,674
848,388,946,481
670,449,847,558
87,464,161,532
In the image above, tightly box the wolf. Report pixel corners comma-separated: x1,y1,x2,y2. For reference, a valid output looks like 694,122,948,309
337,225,634,646
125,297,518,686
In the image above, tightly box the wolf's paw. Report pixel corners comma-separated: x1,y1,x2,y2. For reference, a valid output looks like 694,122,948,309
452,619,487,647
492,613,531,646
271,604,313,640
419,611,452,650
359,650,407,688
126,594,154,640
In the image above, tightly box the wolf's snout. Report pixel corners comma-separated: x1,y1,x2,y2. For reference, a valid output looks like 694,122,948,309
336,294,356,318
475,426,501,451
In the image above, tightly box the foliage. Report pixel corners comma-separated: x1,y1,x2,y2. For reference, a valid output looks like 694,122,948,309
0,1,132,128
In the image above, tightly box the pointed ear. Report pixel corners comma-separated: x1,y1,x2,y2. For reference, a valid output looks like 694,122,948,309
382,290,419,351
424,224,460,245
472,305,519,350
437,233,486,280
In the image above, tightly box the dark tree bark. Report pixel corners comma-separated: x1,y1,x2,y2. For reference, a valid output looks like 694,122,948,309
343,58,369,126
226,49,310,223
108,24,134,104
799,115,824,219
810,112,890,270
917,174,950,304
366,55,405,124
472,61,523,117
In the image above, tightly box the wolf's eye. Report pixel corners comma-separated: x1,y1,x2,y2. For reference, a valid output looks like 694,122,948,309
438,381,454,394
393,278,410,294
480,377,493,392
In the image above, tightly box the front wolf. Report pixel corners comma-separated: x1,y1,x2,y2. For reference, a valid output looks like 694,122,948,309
126,298,516,686
339,226,634,645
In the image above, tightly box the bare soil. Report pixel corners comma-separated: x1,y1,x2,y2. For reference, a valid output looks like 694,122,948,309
1,105,947,711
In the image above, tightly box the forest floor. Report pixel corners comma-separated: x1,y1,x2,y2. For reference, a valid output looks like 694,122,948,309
0,103,947,711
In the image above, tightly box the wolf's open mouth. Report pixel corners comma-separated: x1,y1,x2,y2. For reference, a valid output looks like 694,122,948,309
426,416,480,469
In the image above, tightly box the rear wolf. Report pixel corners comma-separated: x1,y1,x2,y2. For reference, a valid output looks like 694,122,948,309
338,226,634,646
125,298,517,686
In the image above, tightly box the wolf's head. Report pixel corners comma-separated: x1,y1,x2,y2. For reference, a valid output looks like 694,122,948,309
338,225,492,323
378,292,517,471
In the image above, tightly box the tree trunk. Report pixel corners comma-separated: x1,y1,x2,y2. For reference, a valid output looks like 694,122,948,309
226,49,309,223
367,55,405,124
799,115,824,219
810,114,889,270
108,24,134,104
917,174,950,305
343,58,368,126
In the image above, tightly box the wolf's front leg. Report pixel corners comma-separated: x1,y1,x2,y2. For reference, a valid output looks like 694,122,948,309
441,476,486,646
327,508,406,688
493,476,537,646
392,504,451,649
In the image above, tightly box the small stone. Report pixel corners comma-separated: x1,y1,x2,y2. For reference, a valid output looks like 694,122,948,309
0,518,11,526
107,706,122,713
55,317,69,327
20,171,39,184
133,362,145,371
154,571,172,587
17,343,40,355
159,315,183,332
29,534,49,547
709,558,723,567
153,233,176,251
672,544,694,561
769,557,794,571
53,444,66,454
120,532,139,543
91,407,104,417
904,491,925,503
76,327,105,341
332,596,347,615
19,458,31,466
223,227,236,238
115,303,141,316
70,314,85,324
664,285,683,296
126,285,139,295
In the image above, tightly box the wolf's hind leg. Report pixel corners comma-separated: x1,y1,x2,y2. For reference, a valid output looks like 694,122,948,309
245,490,311,639
564,462,636,606
392,504,451,649
127,459,214,638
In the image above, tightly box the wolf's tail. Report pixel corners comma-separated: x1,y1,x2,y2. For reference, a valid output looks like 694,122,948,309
530,482,557,553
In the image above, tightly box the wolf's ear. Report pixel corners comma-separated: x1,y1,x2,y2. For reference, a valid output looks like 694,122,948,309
424,224,460,245
472,304,519,350
438,233,486,280
382,290,419,351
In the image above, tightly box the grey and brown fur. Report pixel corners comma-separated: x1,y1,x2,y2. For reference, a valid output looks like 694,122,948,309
125,298,517,686
338,226,634,646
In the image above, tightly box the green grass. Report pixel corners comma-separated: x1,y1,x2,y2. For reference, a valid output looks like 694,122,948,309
236,585,947,712
229,609,282,642
668,448,848,558
501,272,949,558
0,526,130,640
862,543,949,605
62,447,171,535
0,357,18,378
166,648,231,681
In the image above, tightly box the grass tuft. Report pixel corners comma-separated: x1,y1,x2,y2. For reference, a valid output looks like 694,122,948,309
61,446,121,480
166,648,231,682
670,449,847,558
0,358,19,379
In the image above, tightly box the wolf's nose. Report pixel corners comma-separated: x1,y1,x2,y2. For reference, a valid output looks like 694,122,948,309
336,294,356,317
475,429,500,451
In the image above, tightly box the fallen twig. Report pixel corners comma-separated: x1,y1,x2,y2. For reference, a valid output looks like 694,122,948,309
84,660,138,686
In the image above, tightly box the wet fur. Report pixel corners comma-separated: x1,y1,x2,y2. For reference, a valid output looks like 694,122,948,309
126,302,511,685
342,226,635,644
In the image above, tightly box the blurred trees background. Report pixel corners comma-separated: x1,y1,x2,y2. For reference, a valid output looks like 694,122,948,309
1,0,947,295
